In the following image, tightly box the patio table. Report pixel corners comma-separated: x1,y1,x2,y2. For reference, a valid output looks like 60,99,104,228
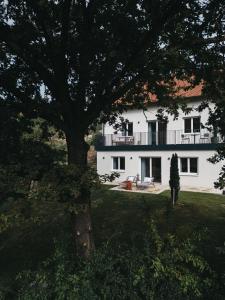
190,133,200,144
136,183,151,190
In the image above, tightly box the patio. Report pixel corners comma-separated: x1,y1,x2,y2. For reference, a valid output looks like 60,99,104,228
109,183,223,195
110,183,166,194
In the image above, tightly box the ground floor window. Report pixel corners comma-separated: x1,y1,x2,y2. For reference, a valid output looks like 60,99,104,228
112,157,125,171
180,157,198,175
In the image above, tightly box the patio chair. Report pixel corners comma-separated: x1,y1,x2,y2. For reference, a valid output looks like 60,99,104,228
119,176,137,189
136,177,155,189
126,136,134,145
127,176,137,182
199,133,210,143
181,134,190,144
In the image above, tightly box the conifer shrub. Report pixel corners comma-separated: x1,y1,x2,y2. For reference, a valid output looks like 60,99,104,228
169,153,180,204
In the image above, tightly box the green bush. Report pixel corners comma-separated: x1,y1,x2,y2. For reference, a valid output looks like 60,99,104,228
15,223,222,300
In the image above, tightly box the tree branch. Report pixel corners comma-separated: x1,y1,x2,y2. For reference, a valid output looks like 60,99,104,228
26,0,57,73
0,71,63,128
0,23,56,98
60,0,73,62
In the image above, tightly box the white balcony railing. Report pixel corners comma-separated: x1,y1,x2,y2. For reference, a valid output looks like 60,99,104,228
99,130,223,146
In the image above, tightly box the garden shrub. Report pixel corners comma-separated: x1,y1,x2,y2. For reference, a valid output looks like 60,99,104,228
169,153,180,204
15,222,222,300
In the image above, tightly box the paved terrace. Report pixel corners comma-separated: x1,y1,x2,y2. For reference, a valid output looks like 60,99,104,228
108,183,223,195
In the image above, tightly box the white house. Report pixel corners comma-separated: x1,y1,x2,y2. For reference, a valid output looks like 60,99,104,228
96,98,224,191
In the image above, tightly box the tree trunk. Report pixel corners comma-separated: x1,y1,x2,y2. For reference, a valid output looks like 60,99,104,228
66,130,95,258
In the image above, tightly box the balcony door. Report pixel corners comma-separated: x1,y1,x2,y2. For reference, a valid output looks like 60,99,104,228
158,122,167,145
148,121,157,145
141,158,150,181
122,122,133,136
152,157,161,182
148,121,167,145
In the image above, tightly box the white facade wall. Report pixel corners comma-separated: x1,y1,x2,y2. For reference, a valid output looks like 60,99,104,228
97,100,223,189
97,150,223,189
103,100,213,135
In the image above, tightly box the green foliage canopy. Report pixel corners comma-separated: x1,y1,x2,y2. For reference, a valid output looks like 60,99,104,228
15,223,224,300
0,0,224,132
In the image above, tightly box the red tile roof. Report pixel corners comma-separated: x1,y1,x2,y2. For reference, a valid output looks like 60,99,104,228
148,79,203,102
115,80,203,106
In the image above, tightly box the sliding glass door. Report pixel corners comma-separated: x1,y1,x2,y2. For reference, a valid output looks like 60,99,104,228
141,157,161,182
152,158,161,182
141,158,150,181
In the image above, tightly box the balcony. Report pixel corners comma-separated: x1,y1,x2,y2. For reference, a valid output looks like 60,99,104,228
99,130,223,147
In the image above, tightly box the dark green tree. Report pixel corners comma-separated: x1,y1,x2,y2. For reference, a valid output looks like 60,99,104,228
206,100,225,190
0,111,65,206
169,153,180,205
0,0,224,257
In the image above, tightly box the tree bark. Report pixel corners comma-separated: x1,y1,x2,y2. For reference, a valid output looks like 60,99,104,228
66,129,95,258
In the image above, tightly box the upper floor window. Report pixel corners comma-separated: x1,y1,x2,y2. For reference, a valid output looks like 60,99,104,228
184,117,200,133
112,157,125,171
122,122,133,136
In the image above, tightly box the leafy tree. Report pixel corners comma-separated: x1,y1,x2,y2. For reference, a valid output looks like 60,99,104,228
169,153,180,205
0,113,69,289
0,0,224,257
0,111,62,202
0,113,66,233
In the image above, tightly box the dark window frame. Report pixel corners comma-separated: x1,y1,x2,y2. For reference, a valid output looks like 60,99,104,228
112,156,126,171
181,157,188,173
193,117,201,133
184,117,201,133
121,122,133,136
180,157,198,174
190,157,198,173
184,118,192,133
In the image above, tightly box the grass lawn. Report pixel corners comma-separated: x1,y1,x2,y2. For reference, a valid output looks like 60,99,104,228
1,185,225,295
92,186,225,272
